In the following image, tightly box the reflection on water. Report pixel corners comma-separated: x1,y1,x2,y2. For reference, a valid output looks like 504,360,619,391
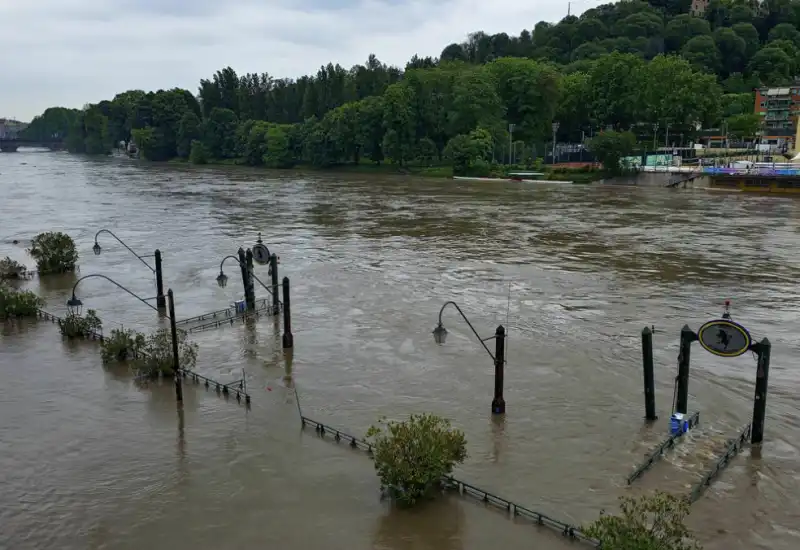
1,151,800,549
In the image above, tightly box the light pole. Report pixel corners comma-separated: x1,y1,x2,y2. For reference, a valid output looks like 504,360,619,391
652,123,659,151
432,301,507,415
66,274,183,402
92,229,166,310
551,122,560,165
215,254,279,310
508,123,515,166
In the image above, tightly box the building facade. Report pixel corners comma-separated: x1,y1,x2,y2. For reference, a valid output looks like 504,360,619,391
754,86,800,152
0,118,28,139
690,0,709,16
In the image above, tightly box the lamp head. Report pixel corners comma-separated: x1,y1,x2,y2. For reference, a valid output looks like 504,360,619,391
432,323,448,345
216,270,228,288
92,242,101,256
66,294,83,315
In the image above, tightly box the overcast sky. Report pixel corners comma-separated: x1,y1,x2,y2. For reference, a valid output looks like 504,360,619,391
1,0,603,121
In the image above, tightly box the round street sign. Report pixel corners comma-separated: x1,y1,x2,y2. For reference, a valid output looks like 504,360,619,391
697,319,752,358
252,243,270,265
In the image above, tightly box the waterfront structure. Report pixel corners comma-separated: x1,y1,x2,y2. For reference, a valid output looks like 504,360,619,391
0,118,28,139
754,86,800,152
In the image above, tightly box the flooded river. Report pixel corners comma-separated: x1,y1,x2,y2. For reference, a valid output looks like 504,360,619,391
1,151,799,550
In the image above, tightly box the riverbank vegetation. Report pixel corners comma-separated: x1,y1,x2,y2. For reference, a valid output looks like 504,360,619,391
0,283,43,320
59,310,102,338
101,327,197,379
22,0,798,176
366,413,467,506
0,257,28,280
30,232,78,275
584,491,701,549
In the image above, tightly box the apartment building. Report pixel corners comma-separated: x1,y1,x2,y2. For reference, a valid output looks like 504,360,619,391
754,86,800,152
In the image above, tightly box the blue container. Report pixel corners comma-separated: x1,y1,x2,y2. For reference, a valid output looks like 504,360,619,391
234,300,246,314
669,413,689,435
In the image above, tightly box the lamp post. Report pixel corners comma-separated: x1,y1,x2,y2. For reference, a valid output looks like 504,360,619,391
93,229,166,310
66,274,183,402
215,254,278,310
432,301,507,415
551,122,560,165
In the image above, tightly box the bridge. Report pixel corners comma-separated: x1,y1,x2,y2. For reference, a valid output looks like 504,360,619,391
0,138,64,152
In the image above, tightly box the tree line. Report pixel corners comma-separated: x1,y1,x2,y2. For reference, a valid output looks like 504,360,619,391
23,0,793,174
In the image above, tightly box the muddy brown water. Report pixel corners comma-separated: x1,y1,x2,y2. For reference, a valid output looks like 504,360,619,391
1,151,800,549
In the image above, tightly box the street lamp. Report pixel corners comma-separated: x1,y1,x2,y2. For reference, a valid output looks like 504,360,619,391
433,301,507,415
217,254,277,300
93,229,166,310
67,274,183,402
551,122,560,165
216,270,229,288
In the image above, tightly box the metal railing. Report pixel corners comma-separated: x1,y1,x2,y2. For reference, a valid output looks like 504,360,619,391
299,415,599,547
688,423,751,503
627,411,701,485
185,301,276,333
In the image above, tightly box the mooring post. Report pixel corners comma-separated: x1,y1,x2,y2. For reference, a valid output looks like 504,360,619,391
751,337,771,445
154,249,166,310
282,276,294,349
245,248,256,309
491,325,506,415
675,325,696,415
168,289,183,403
270,253,279,315
642,326,657,420
237,247,249,309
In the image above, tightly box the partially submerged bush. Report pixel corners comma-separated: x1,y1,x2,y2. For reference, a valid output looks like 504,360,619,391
583,491,702,550
59,309,102,338
127,328,198,379
29,232,79,275
0,257,28,280
101,328,146,363
0,282,43,319
366,413,467,506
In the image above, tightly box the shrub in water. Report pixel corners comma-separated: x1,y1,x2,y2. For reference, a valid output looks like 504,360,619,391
129,328,198,379
29,232,79,275
0,282,43,319
583,491,702,550
0,257,28,280
101,328,146,363
365,413,467,506
59,309,102,338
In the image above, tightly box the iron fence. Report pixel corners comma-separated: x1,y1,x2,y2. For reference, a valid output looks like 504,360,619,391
626,411,701,485
688,423,751,503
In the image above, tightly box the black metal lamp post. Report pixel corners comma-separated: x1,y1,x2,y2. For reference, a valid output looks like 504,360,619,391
67,273,183,402
93,229,166,310
433,301,507,415
216,254,278,310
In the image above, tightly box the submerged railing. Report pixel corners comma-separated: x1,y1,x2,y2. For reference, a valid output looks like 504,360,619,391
299,414,600,547
627,412,701,485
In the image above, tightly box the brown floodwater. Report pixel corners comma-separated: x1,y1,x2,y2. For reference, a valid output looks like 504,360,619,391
1,150,799,550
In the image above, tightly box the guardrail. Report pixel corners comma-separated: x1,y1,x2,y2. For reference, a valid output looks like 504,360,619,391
627,411,701,485
176,297,272,326
178,367,251,405
299,415,599,547
185,301,276,333
688,423,751,503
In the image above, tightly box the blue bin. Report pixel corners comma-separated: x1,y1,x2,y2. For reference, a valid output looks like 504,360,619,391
669,413,689,435
234,300,246,314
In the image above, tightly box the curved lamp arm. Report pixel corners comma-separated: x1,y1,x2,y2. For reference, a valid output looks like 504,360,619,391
95,229,155,273
70,273,164,315
219,255,278,299
437,301,496,361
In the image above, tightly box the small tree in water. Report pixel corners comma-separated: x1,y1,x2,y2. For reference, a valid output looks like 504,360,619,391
583,491,702,550
365,413,467,506
29,232,79,274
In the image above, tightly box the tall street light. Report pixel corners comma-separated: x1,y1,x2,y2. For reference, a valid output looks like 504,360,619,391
432,301,507,415
67,273,183,402
551,122,560,166
93,229,166,310
216,253,279,310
